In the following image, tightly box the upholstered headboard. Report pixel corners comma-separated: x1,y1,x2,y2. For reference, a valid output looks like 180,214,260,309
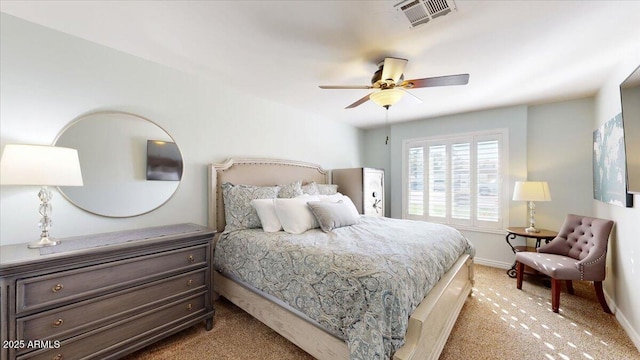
207,158,329,233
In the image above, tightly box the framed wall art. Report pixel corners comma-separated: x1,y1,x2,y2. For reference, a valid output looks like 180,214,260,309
593,113,633,207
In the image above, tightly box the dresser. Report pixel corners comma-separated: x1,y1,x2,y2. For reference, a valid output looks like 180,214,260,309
332,167,385,216
0,224,215,360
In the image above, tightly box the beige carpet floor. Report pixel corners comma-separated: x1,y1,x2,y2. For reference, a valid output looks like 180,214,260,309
124,265,639,359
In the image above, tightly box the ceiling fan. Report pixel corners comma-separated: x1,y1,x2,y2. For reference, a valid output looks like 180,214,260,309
319,57,469,109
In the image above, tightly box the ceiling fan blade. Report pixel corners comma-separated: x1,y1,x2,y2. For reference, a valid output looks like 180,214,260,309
381,57,408,84
345,93,372,109
401,74,470,88
319,85,372,89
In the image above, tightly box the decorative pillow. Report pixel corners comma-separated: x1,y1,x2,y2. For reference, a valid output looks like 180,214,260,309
278,180,303,198
222,183,279,232
307,201,358,232
251,199,282,232
301,181,319,195
317,183,339,195
274,195,320,234
319,193,360,218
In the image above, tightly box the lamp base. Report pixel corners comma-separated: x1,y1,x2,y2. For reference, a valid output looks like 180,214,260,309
525,226,540,233
28,236,60,249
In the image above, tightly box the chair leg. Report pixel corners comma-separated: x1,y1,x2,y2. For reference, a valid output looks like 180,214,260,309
551,278,561,313
565,280,574,295
593,281,612,314
516,261,524,289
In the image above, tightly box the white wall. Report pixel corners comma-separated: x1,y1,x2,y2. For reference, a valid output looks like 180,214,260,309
0,14,362,245
593,54,640,350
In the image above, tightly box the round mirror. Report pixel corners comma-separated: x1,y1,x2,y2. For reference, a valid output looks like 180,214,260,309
54,111,183,217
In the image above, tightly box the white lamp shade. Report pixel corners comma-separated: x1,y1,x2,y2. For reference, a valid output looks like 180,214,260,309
512,181,551,201
370,88,404,107
0,144,83,186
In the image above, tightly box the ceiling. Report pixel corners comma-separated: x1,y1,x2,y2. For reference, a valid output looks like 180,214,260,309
1,1,639,129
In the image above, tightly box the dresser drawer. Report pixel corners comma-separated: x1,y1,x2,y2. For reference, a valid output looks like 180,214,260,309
17,269,206,344
16,245,207,314
18,292,207,360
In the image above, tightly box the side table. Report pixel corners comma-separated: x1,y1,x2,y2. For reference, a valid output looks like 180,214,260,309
505,227,558,278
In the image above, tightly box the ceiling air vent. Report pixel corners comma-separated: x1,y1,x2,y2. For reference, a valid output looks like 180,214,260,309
394,0,456,28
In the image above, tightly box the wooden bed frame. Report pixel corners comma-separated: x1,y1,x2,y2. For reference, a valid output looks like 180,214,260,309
208,158,474,360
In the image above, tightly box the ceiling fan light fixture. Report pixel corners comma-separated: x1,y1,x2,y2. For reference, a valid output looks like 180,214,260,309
370,88,404,108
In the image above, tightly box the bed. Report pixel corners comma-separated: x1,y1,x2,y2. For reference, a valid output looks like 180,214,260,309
208,158,474,360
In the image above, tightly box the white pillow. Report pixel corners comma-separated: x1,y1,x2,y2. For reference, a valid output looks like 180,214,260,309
274,196,320,234
250,199,282,232
318,193,360,218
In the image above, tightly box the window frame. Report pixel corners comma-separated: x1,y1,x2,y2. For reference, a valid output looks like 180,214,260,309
402,128,509,233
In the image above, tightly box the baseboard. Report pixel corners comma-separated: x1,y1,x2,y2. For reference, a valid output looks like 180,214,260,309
603,289,617,314
607,291,640,352
473,257,511,270
617,313,640,352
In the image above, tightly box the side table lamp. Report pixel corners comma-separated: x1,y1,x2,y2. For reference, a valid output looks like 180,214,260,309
0,144,83,248
512,181,551,233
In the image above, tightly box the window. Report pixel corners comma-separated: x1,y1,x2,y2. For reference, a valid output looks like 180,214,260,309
403,129,508,231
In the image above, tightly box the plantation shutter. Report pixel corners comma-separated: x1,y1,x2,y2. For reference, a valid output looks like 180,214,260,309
403,129,506,231
451,142,471,224
407,146,424,216
428,144,446,218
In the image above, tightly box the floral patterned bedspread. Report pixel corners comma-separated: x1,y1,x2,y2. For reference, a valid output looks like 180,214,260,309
214,216,475,359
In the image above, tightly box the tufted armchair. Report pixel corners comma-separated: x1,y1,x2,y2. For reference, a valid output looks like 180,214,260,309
515,214,614,313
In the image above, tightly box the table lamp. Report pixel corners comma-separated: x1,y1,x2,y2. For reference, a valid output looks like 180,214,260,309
0,144,83,248
512,181,551,233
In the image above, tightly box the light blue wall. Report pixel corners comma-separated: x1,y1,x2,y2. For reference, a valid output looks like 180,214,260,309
361,126,391,215
526,98,595,229
387,105,528,219
363,100,601,269
0,14,363,245
364,106,529,267
2,8,638,353
364,92,640,348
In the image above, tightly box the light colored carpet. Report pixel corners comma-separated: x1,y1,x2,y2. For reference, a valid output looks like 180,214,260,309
124,265,639,359
440,266,638,360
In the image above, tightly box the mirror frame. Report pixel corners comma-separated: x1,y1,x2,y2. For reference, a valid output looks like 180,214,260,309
620,65,640,194
54,110,184,217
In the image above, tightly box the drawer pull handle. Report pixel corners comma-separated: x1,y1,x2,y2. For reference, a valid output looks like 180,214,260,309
53,354,63,360
187,303,193,311
53,318,64,327
187,279,193,286
188,255,195,263
52,284,64,293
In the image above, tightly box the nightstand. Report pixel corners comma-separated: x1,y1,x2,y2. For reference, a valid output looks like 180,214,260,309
505,227,558,278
